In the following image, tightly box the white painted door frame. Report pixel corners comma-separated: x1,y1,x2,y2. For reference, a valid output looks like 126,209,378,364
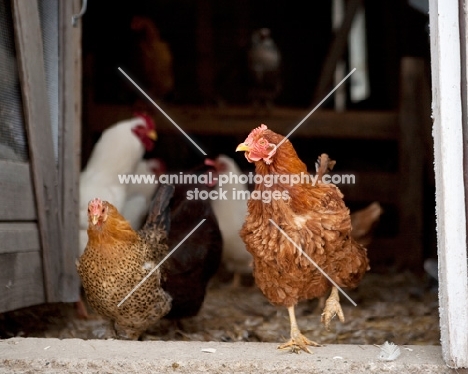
429,0,468,368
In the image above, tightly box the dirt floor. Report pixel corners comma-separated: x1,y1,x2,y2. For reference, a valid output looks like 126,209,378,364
0,270,440,347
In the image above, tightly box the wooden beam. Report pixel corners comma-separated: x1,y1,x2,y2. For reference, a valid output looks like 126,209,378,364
0,160,36,221
397,58,425,269
429,0,468,368
0,223,40,255
86,105,399,141
57,0,81,303
0,251,45,314
12,0,62,303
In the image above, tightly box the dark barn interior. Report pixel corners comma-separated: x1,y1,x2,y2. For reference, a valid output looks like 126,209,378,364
81,0,435,270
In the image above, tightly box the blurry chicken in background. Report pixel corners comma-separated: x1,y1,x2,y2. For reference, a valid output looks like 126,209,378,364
350,202,383,247
205,155,252,287
248,28,282,110
130,15,174,103
122,158,166,230
79,114,157,256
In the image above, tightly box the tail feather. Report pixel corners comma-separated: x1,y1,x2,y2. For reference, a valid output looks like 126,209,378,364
315,153,336,183
142,183,175,233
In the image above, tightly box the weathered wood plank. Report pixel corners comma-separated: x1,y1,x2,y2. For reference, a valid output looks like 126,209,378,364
429,0,468,368
12,0,62,302
0,160,36,221
0,223,40,255
87,105,399,140
0,251,45,314
397,58,425,269
56,0,81,303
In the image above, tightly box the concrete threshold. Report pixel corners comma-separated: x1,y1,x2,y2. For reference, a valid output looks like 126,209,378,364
0,338,460,373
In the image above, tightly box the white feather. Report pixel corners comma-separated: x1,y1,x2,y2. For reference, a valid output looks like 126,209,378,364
209,155,252,275
125,159,160,198
121,194,148,230
378,341,401,361
121,159,160,229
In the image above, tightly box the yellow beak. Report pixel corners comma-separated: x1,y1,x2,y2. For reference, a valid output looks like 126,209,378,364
236,143,250,152
91,215,99,225
147,130,158,141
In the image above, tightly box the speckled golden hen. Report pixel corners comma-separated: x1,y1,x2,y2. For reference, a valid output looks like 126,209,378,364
236,124,370,353
76,183,174,340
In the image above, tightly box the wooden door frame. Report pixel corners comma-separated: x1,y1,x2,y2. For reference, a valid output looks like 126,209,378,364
11,0,80,304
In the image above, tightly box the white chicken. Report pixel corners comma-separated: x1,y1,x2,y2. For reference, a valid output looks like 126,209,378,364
79,114,157,255
121,158,166,230
205,154,252,287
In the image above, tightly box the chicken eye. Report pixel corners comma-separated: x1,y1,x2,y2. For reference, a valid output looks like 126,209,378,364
101,208,105,213
258,138,268,148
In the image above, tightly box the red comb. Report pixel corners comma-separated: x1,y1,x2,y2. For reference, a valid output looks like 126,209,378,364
89,198,102,207
204,158,215,167
245,124,268,144
88,198,103,215
134,112,156,130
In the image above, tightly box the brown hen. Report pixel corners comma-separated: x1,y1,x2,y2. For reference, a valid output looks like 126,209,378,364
236,124,370,353
130,15,174,101
76,183,174,340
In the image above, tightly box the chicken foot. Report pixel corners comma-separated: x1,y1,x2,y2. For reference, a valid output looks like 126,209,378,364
321,287,345,330
277,305,321,354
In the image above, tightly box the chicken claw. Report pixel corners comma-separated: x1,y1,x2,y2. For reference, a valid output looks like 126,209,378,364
278,306,321,354
321,287,345,330
277,328,321,354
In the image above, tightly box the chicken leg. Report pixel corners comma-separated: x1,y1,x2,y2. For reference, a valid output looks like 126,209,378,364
277,305,321,354
230,272,242,288
321,287,345,330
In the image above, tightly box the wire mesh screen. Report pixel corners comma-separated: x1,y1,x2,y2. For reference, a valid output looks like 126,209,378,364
0,0,28,162
39,0,59,162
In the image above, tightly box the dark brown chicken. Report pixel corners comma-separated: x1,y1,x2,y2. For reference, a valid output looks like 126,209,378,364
162,164,223,319
76,183,174,340
236,124,370,353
